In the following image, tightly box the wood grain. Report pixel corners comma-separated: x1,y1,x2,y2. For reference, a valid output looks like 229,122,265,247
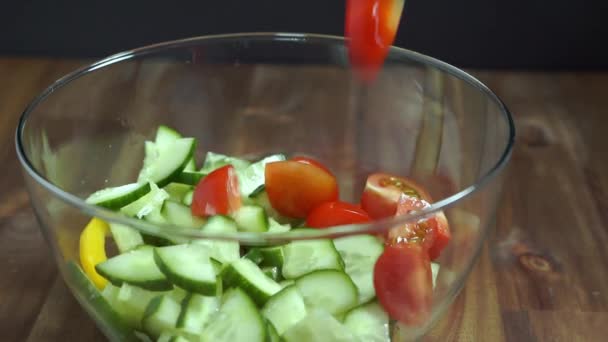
0,58,607,341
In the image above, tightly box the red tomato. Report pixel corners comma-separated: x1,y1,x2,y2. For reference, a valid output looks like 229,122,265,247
191,165,241,217
292,156,333,175
361,173,432,219
427,211,451,260
390,194,451,260
306,201,372,228
388,194,435,249
374,243,432,326
345,0,404,82
265,161,339,218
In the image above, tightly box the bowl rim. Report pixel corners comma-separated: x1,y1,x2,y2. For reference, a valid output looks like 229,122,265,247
15,32,515,243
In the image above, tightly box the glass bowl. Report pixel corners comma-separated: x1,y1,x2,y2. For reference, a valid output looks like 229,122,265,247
16,33,514,341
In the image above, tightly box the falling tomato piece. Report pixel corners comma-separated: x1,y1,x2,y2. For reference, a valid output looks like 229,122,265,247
191,165,241,217
374,243,433,326
345,0,405,82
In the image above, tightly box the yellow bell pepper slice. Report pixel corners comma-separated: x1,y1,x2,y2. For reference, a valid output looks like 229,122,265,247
79,217,110,289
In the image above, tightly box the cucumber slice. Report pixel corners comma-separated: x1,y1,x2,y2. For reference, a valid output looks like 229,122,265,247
262,267,282,282
111,283,164,329
282,309,357,342
432,262,440,288
279,279,294,288
65,262,137,341
182,190,194,206
244,248,264,264
139,137,196,188
86,182,151,210
248,190,299,225
200,288,266,342
174,171,206,186
262,285,307,335
192,215,240,264
142,295,181,338
237,154,285,197
177,293,219,335
157,332,190,342
294,270,358,315
233,205,269,232
200,152,251,174
282,239,344,279
96,247,172,291
333,235,384,303
258,246,284,269
155,125,182,146
266,218,292,233
183,158,196,172
266,320,282,342
343,301,390,342
121,183,169,219
154,244,217,295
163,183,193,203
221,258,282,306
109,223,144,253
162,200,205,228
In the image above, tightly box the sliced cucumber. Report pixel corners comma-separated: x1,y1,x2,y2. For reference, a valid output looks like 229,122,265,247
96,247,172,291
183,158,196,172
237,154,285,197
266,320,282,342
162,200,205,228
279,279,295,288
249,190,298,225
200,152,251,174
113,283,164,329
109,223,144,253
221,258,282,306
158,332,190,342
200,288,266,342
258,246,284,269
266,218,292,233
65,262,137,341
262,267,282,282
244,248,264,264
431,262,440,288
141,295,181,338
333,235,384,303
282,309,357,342
282,239,344,279
262,285,307,335
139,137,196,188
86,182,151,210
177,293,219,335
343,301,390,342
163,183,193,203
192,215,240,264
174,171,206,186
121,182,169,219
182,190,194,206
233,205,269,232
294,270,358,315
155,125,182,146
154,244,217,295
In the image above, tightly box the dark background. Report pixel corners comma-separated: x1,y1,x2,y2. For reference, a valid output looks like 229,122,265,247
1,0,607,69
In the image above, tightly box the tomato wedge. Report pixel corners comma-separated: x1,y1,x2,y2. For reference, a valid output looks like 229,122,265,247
191,165,241,217
306,201,372,228
374,243,432,326
361,173,432,219
388,194,435,249
391,193,451,260
345,0,405,82
265,160,339,218
292,156,333,176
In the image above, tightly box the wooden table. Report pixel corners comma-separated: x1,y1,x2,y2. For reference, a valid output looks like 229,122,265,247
0,58,606,341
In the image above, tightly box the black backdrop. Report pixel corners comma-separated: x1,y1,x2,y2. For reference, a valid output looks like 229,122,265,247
1,0,607,69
